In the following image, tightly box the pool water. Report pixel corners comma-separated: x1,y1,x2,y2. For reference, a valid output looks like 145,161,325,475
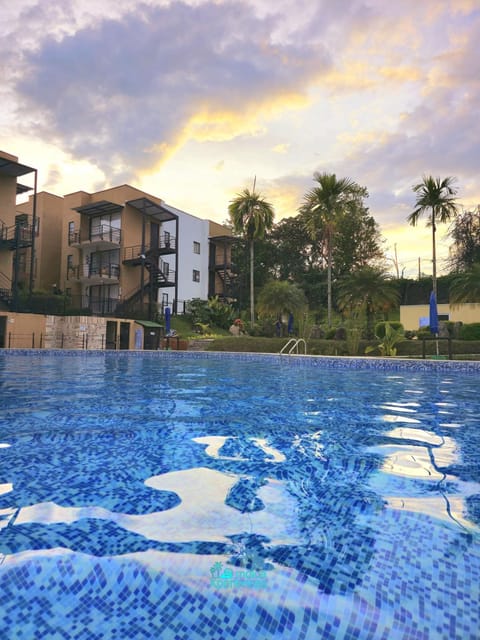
0,351,479,640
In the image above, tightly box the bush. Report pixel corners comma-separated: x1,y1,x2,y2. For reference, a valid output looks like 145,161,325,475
374,321,404,339
443,321,455,337
186,296,235,330
459,323,480,341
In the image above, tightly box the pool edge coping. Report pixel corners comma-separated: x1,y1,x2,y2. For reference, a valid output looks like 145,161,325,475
1,348,479,372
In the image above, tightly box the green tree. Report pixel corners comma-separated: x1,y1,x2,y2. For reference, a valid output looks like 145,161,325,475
229,186,275,329
336,267,399,338
267,216,324,280
332,204,384,277
448,207,480,271
449,263,480,304
407,175,459,297
300,172,366,326
257,280,308,321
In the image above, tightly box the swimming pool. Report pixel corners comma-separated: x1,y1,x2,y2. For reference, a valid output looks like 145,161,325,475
0,351,479,639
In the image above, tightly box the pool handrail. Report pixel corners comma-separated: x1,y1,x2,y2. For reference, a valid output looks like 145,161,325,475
280,338,307,355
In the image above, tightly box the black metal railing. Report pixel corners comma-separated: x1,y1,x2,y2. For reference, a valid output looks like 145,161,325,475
68,264,120,280
90,225,121,244
68,231,81,245
3,292,189,318
0,222,34,248
123,237,176,262
421,336,453,359
69,225,121,245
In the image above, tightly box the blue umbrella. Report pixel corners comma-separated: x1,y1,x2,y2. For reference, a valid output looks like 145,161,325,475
429,291,439,335
287,313,294,335
165,307,171,335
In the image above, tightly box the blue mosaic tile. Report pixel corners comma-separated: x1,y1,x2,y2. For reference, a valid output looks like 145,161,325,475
0,351,479,639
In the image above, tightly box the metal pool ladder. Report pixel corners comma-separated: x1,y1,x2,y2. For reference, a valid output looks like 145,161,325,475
280,338,307,355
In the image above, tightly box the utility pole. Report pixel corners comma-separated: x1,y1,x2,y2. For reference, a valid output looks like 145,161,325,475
249,175,256,330
393,243,400,279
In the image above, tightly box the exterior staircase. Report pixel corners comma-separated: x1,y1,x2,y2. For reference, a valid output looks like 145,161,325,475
0,271,12,308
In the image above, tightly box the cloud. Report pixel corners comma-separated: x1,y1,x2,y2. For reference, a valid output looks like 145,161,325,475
272,143,290,154
13,1,331,182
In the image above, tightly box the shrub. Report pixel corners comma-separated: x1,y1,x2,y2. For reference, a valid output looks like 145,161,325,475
186,296,235,330
459,323,480,341
374,321,404,339
345,328,361,356
443,321,455,337
365,322,405,357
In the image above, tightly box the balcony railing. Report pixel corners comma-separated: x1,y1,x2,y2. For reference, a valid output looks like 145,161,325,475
68,264,120,280
89,264,120,278
68,225,121,246
68,231,81,245
91,225,121,244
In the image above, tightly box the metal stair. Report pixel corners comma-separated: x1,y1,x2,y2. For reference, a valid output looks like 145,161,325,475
0,271,12,308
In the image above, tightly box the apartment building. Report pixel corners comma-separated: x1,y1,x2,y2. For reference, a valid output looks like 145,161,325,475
1,150,235,329
0,151,38,307
61,184,208,319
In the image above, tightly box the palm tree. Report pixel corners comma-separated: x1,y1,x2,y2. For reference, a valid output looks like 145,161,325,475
257,280,308,321
336,267,399,338
300,172,363,326
229,186,274,329
407,175,459,298
449,263,480,304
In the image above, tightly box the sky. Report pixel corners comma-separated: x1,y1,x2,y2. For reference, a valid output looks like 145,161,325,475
1,0,479,278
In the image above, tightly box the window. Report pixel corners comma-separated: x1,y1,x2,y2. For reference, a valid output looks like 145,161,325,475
193,269,200,282
67,254,73,279
68,221,76,244
90,213,121,243
193,241,200,254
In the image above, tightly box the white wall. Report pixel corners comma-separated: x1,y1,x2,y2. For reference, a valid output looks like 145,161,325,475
158,204,210,307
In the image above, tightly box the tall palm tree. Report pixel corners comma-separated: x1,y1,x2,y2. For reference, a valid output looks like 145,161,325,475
300,172,362,326
229,186,274,329
336,267,399,338
407,175,459,298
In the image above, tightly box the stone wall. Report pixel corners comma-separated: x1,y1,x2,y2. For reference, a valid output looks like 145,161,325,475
1,313,138,350
44,315,108,349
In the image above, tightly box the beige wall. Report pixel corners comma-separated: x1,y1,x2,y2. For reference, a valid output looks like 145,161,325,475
0,312,139,350
60,185,164,303
400,303,480,330
209,220,232,237
0,312,46,348
61,191,91,296
17,191,64,292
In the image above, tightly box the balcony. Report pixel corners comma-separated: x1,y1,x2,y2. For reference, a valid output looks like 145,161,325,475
69,263,120,284
68,231,81,247
0,221,34,250
69,225,121,250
